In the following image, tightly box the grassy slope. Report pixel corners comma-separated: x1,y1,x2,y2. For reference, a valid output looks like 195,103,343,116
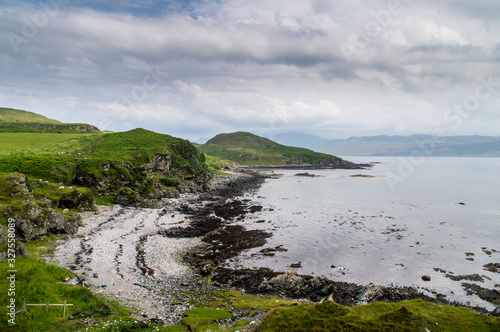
0,107,99,133
199,131,343,166
0,128,206,181
0,107,63,124
259,299,500,332
77,128,177,161
0,258,120,331
0,133,100,156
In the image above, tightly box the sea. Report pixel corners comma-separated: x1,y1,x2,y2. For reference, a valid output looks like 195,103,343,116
229,157,500,310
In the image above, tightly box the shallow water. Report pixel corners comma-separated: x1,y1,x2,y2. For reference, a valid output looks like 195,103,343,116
230,157,500,309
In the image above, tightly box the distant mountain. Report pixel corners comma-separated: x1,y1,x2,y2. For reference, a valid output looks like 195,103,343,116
317,135,500,157
0,107,100,133
194,136,211,144
199,131,346,166
263,132,330,150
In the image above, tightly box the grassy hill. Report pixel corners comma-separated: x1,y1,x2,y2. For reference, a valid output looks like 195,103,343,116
0,128,207,188
0,108,208,213
78,128,178,161
199,131,346,166
0,107,99,133
0,107,63,124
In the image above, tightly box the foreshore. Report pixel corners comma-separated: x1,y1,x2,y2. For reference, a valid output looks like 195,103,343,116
51,170,266,324
51,170,499,326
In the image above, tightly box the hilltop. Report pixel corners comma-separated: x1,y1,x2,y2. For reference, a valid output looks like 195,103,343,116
0,107,99,133
199,131,355,167
0,107,63,124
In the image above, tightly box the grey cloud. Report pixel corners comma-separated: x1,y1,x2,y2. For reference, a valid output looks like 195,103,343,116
441,0,500,21
1,0,500,140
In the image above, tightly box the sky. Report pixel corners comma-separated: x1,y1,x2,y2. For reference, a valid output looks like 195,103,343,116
1,0,499,141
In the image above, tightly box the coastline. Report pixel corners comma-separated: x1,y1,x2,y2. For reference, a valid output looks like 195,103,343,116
51,169,499,327
51,170,266,324
239,162,373,170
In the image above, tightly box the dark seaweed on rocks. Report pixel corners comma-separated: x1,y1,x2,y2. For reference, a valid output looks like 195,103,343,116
201,169,265,200
462,283,500,306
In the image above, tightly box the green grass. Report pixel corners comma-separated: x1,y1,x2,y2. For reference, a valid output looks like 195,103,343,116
200,131,344,166
181,308,232,330
77,128,177,161
23,233,66,260
258,299,500,332
220,291,293,310
0,258,117,331
0,155,81,183
205,155,235,175
173,290,295,331
77,128,207,171
0,133,101,156
0,107,62,124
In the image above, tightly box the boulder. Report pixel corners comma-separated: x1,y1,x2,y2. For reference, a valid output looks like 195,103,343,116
58,190,96,211
15,216,47,241
15,242,30,258
46,212,77,235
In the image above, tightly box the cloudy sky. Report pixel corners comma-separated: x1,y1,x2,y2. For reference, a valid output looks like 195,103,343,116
1,0,499,141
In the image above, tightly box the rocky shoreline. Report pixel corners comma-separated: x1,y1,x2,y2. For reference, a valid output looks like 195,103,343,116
51,170,266,325
52,169,499,327
240,162,373,170
173,194,498,316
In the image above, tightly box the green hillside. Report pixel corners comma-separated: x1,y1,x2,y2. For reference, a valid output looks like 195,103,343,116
0,107,62,124
0,108,208,212
0,107,99,133
0,133,99,156
78,128,176,159
0,129,206,185
199,131,346,166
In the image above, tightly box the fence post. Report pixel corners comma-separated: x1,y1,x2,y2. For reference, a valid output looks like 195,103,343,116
63,300,67,318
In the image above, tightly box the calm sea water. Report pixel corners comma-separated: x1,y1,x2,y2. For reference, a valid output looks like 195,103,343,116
231,157,500,309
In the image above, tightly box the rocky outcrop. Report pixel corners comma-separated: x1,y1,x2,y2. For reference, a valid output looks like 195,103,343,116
14,212,78,241
66,124,100,132
14,216,47,241
46,212,78,236
1,173,92,242
143,154,171,173
34,123,100,132
58,191,97,211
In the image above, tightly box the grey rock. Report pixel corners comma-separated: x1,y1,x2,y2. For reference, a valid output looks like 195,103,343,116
15,216,47,241
46,212,77,235
143,154,171,173
58,191,96,211
15,242,30,258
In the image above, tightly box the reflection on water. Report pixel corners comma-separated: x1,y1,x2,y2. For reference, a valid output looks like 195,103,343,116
231,157,500,309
